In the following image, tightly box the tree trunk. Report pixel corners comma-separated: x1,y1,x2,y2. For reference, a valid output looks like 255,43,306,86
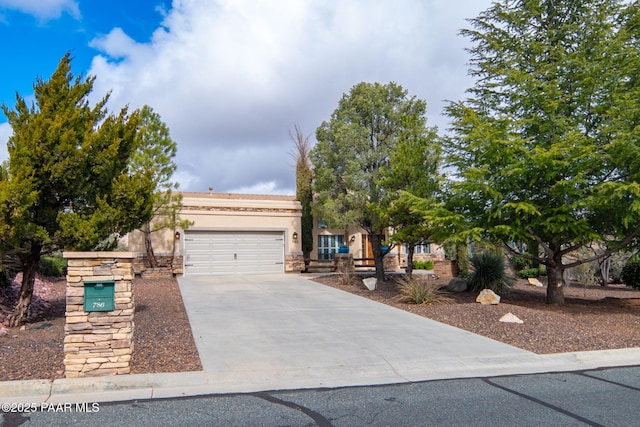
546,263,566,305
597,257,610,287
143,222,158,268
170,227,177,271
406,245,415,279
8,244,42,327
370,232,386,281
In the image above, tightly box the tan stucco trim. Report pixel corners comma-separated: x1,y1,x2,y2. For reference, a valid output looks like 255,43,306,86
64,251,136,259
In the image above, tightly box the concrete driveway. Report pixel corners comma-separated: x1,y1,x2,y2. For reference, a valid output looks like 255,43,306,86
177,274,540,393
5,274,640,406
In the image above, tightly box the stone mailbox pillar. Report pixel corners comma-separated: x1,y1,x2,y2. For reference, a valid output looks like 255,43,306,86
334,253,354,273
63,252,135,378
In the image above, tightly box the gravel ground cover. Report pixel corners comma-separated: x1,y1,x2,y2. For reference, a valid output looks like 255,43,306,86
1,273,639,381
312,274,640,354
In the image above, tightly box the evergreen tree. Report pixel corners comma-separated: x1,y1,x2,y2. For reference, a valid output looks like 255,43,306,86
1,53,154,325
312,82,432,281
379,115,442,278
129,105,191,269
290,125,314,262
445,0,640,304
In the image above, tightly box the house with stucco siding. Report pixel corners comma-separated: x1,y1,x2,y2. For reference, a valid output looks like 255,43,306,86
125,191,449,276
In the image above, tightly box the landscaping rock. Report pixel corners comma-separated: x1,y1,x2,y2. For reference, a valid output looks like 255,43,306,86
527,277,544,287
500,312,524,324
445,278,468,292
362,277,377,291
476,289,501,305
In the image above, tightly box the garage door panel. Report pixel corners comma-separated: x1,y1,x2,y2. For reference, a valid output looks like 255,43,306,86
186,242,212,250
185,231,284,275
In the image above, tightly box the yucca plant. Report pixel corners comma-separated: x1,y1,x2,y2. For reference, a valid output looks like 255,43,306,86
465,252,515,293
396,276,453,305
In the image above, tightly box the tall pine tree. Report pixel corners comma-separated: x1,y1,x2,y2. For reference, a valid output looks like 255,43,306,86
312,82,432,281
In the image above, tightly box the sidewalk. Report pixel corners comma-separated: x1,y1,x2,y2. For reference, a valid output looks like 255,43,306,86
2,274,639,404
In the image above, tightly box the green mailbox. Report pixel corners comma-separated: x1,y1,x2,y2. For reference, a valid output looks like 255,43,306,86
84,280,115,312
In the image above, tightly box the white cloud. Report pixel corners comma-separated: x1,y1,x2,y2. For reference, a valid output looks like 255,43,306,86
228,181,293,196
90,28,146,60
0,0,80,21
0,122,10,162
88,0,493,193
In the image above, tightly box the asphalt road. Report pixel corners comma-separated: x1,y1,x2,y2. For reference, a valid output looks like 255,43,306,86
3,366,639,427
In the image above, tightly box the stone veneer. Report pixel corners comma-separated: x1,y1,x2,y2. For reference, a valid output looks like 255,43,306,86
132,254,183,275
63,252,135,378
383,253,400,272
285,254,305,273
334,253,354,273
433,260,458,278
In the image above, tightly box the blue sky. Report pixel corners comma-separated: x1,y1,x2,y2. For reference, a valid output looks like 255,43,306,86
0,1,166,111
0,0,493,194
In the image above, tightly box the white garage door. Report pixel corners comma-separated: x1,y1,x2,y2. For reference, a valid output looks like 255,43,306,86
184,231,285,275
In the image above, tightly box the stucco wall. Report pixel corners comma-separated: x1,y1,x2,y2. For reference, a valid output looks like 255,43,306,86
124,192,303,273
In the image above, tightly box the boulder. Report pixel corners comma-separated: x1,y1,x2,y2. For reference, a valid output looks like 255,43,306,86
499,312,524,324
445,278,468,293
362,277,377,291
476,289,501,305
527,277,544,287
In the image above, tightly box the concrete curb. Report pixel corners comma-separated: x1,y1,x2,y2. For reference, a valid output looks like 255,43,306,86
2,347,638,405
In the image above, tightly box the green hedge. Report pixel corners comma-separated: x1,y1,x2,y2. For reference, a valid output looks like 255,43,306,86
412,260,434,270
510,256,530,270
518,267,547,278
38,256,67,277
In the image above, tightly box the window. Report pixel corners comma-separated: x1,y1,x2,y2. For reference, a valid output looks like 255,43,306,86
318,235,344,260
406,242,431,254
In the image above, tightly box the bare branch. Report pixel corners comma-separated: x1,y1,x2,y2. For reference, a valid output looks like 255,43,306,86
288,124,313,173
563,231,640,270
502,242,546,265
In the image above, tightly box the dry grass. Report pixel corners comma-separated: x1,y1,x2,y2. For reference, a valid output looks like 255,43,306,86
336,271,361,287
395,275,454,305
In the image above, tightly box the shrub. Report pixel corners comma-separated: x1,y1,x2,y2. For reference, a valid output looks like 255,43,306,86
510,255,530,270
621,259,640,290
396,276,453,305
465,252,514,293
518,268,540,278
455,245,470,277
412,260,434,270
517,267,546,278
337,271,360,287
38,256,67,277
